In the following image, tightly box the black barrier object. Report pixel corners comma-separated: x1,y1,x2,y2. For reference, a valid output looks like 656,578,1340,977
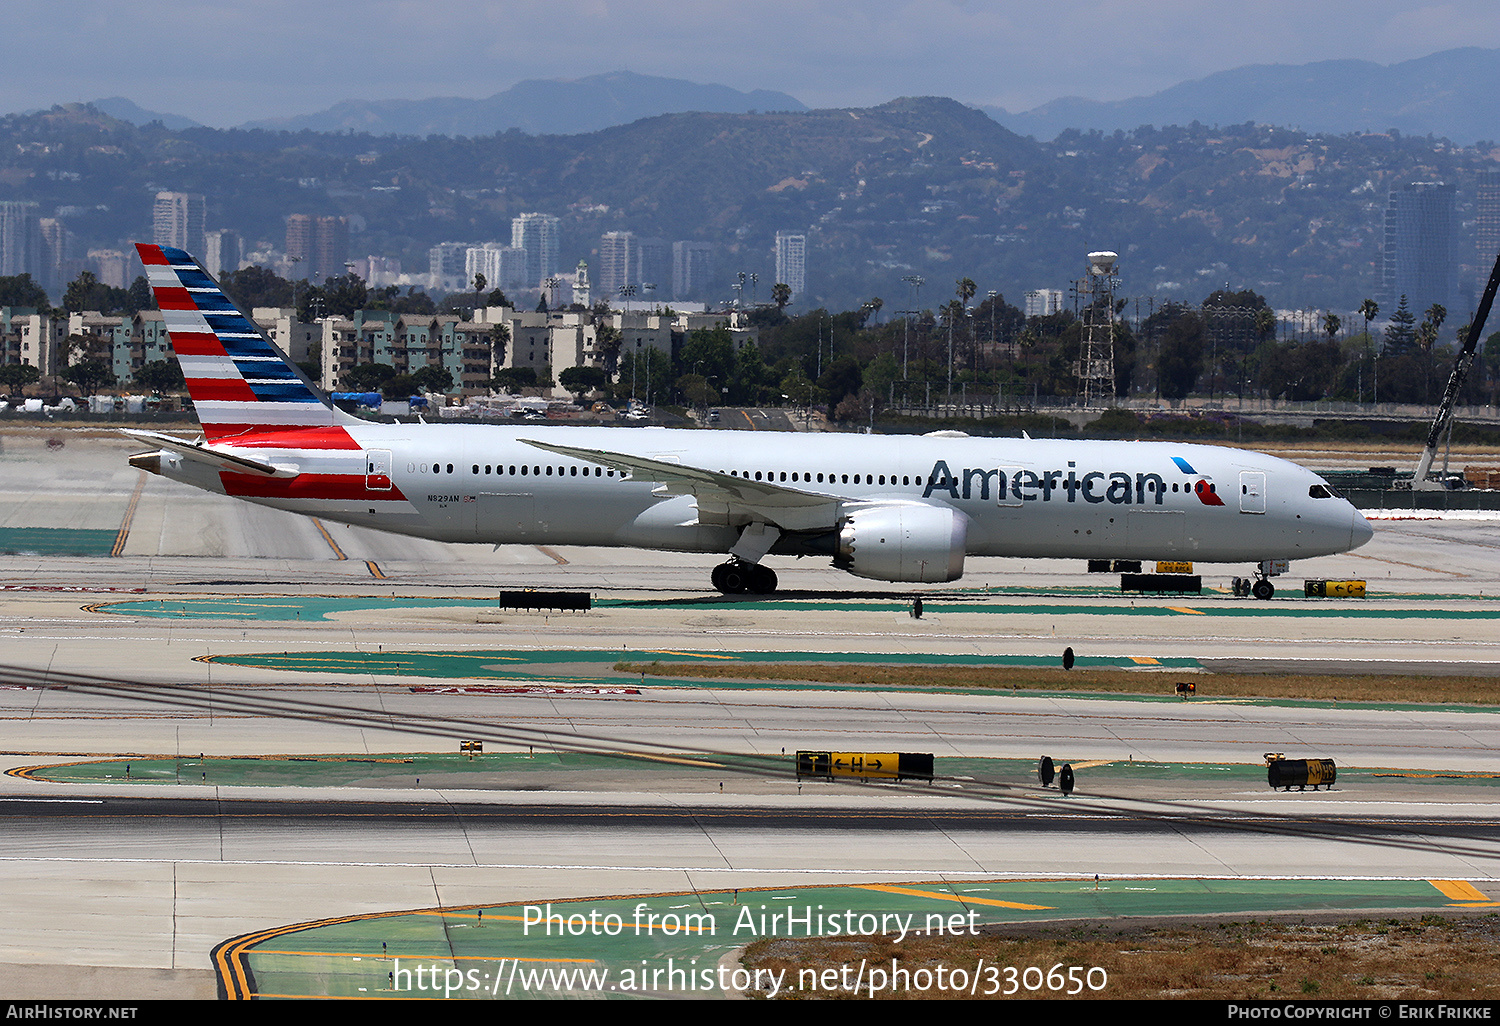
1062,647,1075,670
898,753,935,781
497,591,591,611
1038,756,1055,787
1059,763,1075,796
1112,559,1142,573
1120,573,1202,594
1267,758,1337,791
1087,559,1111,573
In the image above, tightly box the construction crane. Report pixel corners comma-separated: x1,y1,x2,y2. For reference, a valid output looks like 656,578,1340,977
1413,250,1500,490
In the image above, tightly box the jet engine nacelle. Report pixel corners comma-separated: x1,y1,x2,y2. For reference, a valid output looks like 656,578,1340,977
836,504,967,583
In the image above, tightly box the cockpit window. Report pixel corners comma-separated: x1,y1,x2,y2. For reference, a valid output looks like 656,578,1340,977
1308,484,1337,499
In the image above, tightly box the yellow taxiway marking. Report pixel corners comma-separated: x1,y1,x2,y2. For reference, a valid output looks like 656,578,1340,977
252,945,595,964
1431,880,1496,905
859,884,1054,911
111,471,148,557
312,518,347,561
1166,606,1206,615
644,650,740,660
1129,656,1161,664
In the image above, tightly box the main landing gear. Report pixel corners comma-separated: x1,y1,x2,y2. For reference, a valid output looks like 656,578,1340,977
712,559,778,595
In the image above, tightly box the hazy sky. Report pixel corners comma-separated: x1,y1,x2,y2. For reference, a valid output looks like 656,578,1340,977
9,1,1500,127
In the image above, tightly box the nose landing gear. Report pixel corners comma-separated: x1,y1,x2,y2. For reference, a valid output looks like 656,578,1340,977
1233,559,1287,600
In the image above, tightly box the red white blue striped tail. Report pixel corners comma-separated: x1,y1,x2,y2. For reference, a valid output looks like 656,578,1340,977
136,243,353,441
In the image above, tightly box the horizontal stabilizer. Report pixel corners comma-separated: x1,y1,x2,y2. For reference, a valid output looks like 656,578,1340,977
121,429,299,479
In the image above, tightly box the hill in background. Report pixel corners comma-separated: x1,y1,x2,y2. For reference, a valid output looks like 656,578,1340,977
233,70,806,137
987,47,1500,145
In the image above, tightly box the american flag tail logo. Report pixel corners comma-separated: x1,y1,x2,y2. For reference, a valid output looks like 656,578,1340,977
135,243,352,441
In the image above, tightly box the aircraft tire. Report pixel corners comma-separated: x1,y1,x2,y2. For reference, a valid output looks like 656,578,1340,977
749,564,778,595
715,561,750,594
1252,579,1275,600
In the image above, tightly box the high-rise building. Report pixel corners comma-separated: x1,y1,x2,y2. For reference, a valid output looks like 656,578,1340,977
0,201,40,279
634,237,670,301
285,214,348,282
313,216,349,282
1382,181,1457,316
465,245,527,292
428,242,471,294
359,255,403,288
153,192,205,256
37,218,74,294
1476,170,1500,293
775,231,806,299
90,250,128,290
204,229,243,278
598,231,634,300
285,214,314,278
672,241,714,301
511,212,560,287
1025,289,1064,317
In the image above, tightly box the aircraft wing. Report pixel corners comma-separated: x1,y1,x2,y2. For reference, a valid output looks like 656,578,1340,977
519,437,839,531
121,429,299,479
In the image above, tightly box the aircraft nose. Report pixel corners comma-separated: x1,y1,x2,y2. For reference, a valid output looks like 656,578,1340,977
1350,505,1374,550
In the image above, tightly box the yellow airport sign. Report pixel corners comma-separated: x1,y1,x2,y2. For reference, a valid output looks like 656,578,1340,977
796,751,934,782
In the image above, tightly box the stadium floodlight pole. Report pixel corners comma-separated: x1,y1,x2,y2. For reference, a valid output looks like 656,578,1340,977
901,274,924,380
987,290,998,374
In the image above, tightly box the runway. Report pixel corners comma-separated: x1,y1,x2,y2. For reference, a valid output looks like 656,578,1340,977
2,427,1500,998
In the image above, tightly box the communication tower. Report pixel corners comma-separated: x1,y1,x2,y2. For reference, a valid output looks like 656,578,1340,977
1075,250,1119,406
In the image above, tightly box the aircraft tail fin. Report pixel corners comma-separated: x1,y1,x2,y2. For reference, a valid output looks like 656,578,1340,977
135,243,357,441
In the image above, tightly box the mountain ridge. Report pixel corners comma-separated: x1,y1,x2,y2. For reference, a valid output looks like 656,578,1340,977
236,70,806,137
985,47,1500,144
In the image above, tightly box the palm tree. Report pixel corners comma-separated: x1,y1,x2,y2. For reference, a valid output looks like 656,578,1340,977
1420,303,1447,407
472,273,486,316
955,278,976,375
488,321,510,387
1360,299,1379,405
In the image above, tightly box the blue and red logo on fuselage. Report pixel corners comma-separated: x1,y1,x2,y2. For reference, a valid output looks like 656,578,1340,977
1171,456,1224,506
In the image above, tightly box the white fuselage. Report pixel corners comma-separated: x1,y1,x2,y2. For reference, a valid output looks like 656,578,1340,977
152,423,1372,567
